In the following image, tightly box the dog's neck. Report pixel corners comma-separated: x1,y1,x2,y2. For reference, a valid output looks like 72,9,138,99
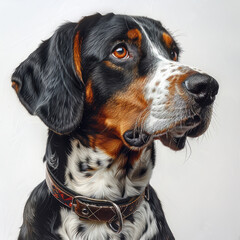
46,131,155,201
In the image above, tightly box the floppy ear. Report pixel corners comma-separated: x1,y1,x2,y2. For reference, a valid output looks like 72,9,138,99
11,14,101,134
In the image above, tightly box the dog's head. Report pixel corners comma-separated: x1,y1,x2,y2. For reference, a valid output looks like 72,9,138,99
12,13,218,157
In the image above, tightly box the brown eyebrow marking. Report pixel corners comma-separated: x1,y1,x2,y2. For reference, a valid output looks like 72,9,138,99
85,80,94,104
162,32,173,49
11,81,19,93
103,60,124,71
127,29,142,47
73,31,83,82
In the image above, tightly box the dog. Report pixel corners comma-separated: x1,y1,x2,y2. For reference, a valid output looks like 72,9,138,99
12,13,219,240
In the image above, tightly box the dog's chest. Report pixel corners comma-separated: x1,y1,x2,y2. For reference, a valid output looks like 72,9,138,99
56,140,157,239
57,200,158,240
64,140,154,200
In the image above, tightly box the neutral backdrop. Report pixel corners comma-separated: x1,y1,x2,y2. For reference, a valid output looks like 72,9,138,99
1,0,240,239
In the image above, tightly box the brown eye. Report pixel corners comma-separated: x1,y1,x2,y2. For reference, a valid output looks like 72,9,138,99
112,46,129,59
170,50,178,61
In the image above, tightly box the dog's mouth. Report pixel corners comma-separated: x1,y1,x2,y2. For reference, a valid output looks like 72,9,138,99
123,115,202,150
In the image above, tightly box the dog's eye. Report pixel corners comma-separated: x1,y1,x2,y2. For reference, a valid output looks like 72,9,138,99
170,50,178,61
112,46,129,59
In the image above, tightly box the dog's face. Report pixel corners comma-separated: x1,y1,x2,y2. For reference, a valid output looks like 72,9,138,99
12,13,218,157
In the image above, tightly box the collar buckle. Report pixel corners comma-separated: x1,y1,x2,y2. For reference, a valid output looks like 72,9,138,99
72,195,123,233
107,201,123,233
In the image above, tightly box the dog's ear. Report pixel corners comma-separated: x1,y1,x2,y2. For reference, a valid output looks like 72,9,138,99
11,14,102,134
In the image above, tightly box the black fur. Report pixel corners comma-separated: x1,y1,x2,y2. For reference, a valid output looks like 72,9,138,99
148,185,175,240
12,22,84,134
18,181,62,240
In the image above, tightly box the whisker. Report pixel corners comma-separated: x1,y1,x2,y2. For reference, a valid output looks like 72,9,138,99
184,139,192,163
133,106,150,137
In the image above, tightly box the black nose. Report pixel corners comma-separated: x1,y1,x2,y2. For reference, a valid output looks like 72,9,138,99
183,73,219,106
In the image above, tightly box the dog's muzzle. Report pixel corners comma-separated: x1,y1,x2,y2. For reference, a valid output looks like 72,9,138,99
123,72,219,150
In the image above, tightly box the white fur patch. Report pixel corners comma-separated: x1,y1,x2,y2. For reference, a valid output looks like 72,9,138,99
57,140,157,239
144,61,189,134
65,140,153,200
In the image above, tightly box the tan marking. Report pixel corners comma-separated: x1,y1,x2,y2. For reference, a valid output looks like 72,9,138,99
162,32,173,49
73,31,83,82
167,70,197,108
127,29,142,47
85,80,94,104
11,81,19,93
103,61,124,71
89,134,123,159
87,77,149,158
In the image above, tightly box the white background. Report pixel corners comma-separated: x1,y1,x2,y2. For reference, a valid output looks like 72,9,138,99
1,0,240,239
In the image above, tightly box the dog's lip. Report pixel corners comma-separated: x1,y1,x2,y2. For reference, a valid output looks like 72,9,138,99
168,115,201,138
150,115,201,150
123,115,201,149
152,115,201,139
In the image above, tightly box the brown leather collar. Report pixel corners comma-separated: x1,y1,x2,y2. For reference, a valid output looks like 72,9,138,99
46,163,149,233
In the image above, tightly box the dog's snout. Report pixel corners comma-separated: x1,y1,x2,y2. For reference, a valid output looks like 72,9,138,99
183,73,219,106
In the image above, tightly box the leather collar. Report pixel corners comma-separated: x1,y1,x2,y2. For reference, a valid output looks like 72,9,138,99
46,163,149,233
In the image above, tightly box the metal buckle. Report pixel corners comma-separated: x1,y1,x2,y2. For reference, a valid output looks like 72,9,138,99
107,202,123,234
71,195,123,234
